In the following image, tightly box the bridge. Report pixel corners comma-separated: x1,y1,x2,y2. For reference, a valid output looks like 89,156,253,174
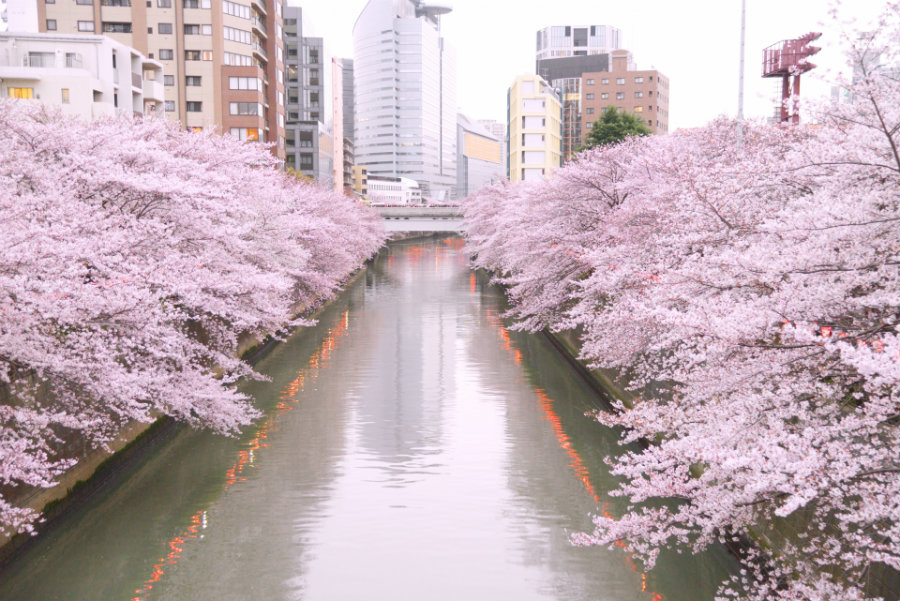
375,205,464,232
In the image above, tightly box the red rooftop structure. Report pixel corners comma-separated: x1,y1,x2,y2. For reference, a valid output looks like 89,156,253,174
762,32,822,124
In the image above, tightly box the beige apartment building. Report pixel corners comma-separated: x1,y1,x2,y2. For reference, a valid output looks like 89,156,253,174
581,49,669,137
32,0,286,158
507,74,561,183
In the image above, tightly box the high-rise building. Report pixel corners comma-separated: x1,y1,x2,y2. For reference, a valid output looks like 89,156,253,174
507,74,561,183
581,50,669,135
457,114,503,197
535,25,622,61
283,6,326,179
353,0,456,201
337,57,354,144
29,0,286,159
536,54,610,161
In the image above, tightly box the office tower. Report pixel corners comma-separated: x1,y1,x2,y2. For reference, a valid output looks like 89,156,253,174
507,74,561,183
283,5,326,179
353,0,456,201
535,25,621,60
32,0,286,159
581,50,669,135
337,57,354,144
536,54,610,161
0,31,164,117
457,114,503,197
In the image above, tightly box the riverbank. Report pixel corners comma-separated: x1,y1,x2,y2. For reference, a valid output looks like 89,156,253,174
0,262,375,565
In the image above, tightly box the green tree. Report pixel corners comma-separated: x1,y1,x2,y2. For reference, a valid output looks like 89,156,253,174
581,106,651,149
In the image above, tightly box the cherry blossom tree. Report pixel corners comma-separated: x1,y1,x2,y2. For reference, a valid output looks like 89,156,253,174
463,4,900,599
0,101,384,536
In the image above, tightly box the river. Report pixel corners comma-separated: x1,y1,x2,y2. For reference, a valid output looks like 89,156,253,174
0,237,735,601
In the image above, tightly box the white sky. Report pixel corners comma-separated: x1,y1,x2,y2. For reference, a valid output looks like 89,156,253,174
297,0,887,130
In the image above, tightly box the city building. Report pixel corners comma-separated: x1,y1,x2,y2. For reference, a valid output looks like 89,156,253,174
25,0,286,159
352,164,367,198
284,6,326,179
535,25,622,61
581,49,669,136
337,57,354,144
536,54,610,161
476,118,507,174
507,74,561,183
457,113,503,197
353,0,456,201
0,31,164,118
367,174,421,205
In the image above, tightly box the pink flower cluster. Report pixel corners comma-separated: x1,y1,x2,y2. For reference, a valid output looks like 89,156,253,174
0,102,385,536
463,5,900,599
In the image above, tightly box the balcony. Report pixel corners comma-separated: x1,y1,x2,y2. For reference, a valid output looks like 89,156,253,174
250,0,266,15
143,78,164,102
251,16,267,38
131,71,142,88
251,41,268,62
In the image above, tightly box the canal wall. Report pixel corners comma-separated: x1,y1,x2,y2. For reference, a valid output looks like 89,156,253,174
541,326,900,601
0,265,373,563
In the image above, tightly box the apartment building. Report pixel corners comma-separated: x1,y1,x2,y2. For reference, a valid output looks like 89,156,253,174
507,74,561,183
31,0,286,159
581,49,669,135
283,5,324,178
0,31,164,117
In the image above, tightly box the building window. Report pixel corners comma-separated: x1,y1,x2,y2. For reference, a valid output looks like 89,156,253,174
159,48,173,60
223,0,250,17
228,76,261,90
202,50,213,61
586,107,594,114
601,78,609,84
601,92,609,99
185,75,202,86
75,0,92,4
634,106,643,112
616,78,625,85
648,120,653,126
634,76,644,83
46,19,57,30
230,127,260,141
223,26,251,44
102,22,133,33
585,78,594,85
101,0,131,5
229,102,262,115
300,153,314,168
184,24,200,34
59,88,70,103
634,91,643,98
157,22,172,34
164,100,175,112
8,87,34,99
183,0,211,7
45,0,55,4
585,93,594,100
157,0,171,5
185,50,200,60
77,20,95,31
224,52,252,66
616,92,625,100
186,101,202,112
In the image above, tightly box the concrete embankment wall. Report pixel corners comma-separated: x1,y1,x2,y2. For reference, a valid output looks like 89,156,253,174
0,264,374,562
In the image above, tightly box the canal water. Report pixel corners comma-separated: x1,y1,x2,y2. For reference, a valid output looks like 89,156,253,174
0,237,735,601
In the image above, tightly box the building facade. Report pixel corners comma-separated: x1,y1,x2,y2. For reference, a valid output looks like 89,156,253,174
536,53,610,161
283,6,325,178
457,113,503,197
507,74,561,183
581,49,669,136
353,0,456,201
28,0,286,159
367,174,421,205
0,31,164,118
535,25,621,61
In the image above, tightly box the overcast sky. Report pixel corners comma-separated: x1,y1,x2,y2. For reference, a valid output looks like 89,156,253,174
298,0,886,130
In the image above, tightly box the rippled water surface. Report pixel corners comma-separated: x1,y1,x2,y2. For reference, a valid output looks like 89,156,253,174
0,238,735,601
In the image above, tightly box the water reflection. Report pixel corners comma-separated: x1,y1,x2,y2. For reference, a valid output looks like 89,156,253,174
0,237,734,601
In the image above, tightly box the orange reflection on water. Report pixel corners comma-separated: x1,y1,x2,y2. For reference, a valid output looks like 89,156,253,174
131,311,351,601
485,309,663,601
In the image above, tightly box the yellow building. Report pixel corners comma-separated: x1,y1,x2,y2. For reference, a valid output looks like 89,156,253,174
507,74,561,183
352,165,368,200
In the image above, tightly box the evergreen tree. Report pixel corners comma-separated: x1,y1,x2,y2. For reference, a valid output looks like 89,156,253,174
582,106,651,149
